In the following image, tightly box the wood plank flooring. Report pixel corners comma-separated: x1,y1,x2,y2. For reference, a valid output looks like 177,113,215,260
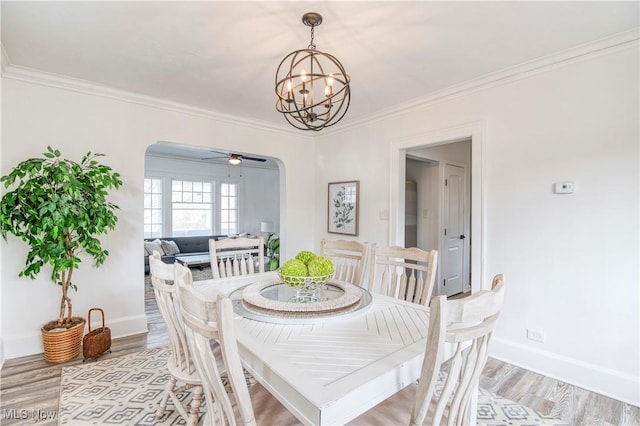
1,276,638,425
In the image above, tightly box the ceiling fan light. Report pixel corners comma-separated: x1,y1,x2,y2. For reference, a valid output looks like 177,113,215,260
228,155,242,165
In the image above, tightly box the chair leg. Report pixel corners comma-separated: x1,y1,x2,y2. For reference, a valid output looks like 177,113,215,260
156,376,177,419
187,385,204,426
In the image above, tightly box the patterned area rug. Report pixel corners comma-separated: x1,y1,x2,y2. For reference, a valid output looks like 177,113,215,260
59,347,568,425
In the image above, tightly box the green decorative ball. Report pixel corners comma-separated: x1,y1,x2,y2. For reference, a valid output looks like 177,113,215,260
308,256,335,277
295,250,317,265
280,259,309,285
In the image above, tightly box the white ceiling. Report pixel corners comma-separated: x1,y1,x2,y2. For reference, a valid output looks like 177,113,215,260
2,1,638,131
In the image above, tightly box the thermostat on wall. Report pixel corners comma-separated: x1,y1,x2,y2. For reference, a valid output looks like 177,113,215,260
554,182,574,194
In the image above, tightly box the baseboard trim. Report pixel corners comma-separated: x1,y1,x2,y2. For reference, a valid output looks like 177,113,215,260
2,315,148,360
491,337,639,407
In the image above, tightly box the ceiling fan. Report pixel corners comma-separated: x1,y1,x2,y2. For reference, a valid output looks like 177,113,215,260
202,150,267,165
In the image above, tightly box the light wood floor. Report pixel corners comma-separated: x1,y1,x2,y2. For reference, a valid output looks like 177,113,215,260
1,278,638,425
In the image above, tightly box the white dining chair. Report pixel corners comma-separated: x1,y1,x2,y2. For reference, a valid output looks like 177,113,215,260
320,238,370,286
368,245,438,306
173,263,299,426
148,251,202,425
209,237,265,279
349,274,505,426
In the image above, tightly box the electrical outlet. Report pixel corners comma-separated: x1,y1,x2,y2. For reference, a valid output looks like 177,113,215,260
527,329,546,343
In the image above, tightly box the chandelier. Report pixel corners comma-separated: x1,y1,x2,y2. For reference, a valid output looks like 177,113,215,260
275,12,351,131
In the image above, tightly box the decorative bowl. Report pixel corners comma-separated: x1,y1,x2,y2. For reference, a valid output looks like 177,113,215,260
277,272,335,303
278,272,334,288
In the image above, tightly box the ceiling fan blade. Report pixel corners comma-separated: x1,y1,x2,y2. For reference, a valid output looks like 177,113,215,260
208,149,231,157
242,155,267,162
203,150,266,162
201,155,227,160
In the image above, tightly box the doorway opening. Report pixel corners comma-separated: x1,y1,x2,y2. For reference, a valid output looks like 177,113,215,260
405,141,471,297
389,122,484,293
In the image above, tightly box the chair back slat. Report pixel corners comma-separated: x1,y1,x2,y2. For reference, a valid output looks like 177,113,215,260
380,268,391,297
210,237,264,279
232,256,240,276
406,271,417,303
368,245,438,306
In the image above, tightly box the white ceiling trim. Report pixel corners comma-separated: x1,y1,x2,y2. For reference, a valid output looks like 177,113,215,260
321,28,640,136
0,58,309,139
2,28,638,139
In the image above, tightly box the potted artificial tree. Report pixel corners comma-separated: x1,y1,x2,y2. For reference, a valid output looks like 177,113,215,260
0,146,122,363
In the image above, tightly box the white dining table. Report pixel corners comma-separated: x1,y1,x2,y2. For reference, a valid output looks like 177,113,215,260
194,272,433,425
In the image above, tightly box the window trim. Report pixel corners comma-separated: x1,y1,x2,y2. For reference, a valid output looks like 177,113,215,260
143,176,164,238
219,180,241,235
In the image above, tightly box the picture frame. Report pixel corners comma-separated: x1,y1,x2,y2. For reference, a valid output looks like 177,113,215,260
328,180,359,236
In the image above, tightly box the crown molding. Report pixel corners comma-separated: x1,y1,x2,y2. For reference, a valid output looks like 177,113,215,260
2,28,638,139
324,28,640,136
0,60,311,139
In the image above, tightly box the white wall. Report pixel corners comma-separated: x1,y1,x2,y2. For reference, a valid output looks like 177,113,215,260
315,46,639,404
145,154,280,236
0,78,313,360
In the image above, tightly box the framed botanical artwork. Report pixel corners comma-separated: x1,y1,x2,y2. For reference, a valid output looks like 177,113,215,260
328,180,359,236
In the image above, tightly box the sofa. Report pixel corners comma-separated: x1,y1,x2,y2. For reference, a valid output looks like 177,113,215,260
144,235,226,274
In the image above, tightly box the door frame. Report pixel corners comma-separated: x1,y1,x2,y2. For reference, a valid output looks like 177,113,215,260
389,121,486,293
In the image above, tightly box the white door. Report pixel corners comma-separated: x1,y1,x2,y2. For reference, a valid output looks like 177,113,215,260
441,163,466,296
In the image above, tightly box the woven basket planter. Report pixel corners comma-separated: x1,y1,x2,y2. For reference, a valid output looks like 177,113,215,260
41,317,86,363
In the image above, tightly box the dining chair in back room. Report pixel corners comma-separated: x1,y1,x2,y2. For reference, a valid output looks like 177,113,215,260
209,237,264,279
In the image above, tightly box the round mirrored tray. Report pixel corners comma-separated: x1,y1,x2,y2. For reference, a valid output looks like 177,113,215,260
229,279,373,324
242,279,361,312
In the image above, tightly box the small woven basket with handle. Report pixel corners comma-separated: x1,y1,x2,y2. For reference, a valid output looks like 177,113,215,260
82,308,112,361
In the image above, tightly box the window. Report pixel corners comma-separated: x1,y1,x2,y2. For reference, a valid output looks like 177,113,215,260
171,179,213,236
220,182,239,235
143,178,163,238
